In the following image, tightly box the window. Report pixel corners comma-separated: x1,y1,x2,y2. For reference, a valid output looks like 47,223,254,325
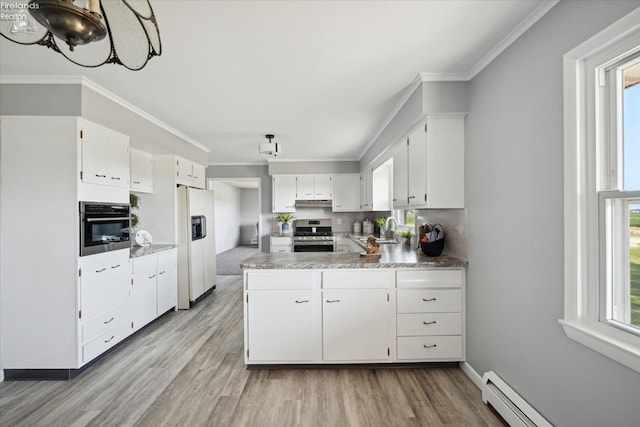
562,8,640,373
392,209,415,232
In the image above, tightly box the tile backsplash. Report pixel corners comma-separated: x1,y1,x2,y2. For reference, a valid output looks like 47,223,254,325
415,208,467,260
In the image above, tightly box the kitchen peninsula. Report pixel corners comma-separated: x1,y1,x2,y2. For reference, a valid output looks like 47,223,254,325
241,238,467,366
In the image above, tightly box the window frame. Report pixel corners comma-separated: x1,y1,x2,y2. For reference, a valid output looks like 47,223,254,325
561,7,640,374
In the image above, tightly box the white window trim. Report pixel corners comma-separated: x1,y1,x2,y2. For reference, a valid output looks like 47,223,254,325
561,7,640,374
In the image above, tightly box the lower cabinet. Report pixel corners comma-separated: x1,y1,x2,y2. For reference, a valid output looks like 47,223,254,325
132,249,178,332
322,289,391,361
244,267,465,365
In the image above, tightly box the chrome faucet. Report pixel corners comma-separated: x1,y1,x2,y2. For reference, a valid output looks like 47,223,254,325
385,217,397,241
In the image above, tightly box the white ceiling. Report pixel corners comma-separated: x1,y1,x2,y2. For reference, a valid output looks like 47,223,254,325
0,1,554,165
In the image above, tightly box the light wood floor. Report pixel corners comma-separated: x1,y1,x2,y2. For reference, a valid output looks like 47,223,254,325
0,275,503,427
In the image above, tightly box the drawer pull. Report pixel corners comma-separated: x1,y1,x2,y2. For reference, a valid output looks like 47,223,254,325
104,335,115,343
295,300,309,304
422,297,437,302
148,274,156,279
95,268,106,273
133,181,141,184
326,299,340,303
104,317,114,324
95,174,106,178
111,177,121,180
111,264,121,269
159,270,166,275
422,321,437,325
423,344,437,349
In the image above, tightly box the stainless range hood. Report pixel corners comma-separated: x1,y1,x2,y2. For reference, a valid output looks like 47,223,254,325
295,199,332,208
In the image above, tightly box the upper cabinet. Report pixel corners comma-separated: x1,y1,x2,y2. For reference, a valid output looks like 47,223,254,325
273,175,297,213
175,156,206,189
80,120,130,189
359,167,374,211
296,175,332,199
130,148,154,193
332,174,361,212
392,115,465,209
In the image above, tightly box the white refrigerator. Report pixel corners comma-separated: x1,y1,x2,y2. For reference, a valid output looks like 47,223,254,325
177,186,217,309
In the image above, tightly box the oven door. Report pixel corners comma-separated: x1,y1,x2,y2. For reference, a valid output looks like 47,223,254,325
293,241,335,252
80,202,131,256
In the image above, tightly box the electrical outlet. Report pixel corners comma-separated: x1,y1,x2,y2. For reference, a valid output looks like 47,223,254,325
337,218,342,225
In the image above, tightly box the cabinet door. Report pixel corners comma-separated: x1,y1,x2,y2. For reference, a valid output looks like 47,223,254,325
272,175,297,212
332,174,360,211
322,289,390,361
176,157,193,185
157,250,177,313
359,169,372,211
247,290,317,361
130,148,154,193
80,252,131,320
190,239,206,300
425,116,465,208
313,175,333,199
132,256,158,331
192,163,206,189
296,175,314,199
407,125,426,207
392,142,408,208
107,131,130,188
80,121,110,186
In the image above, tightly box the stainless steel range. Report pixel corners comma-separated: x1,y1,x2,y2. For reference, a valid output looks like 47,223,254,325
293,219,334,252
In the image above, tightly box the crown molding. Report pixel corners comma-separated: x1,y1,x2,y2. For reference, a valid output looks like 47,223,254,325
0,74,210,153
466,0,560,79
266,157,360,163
208,161,268,166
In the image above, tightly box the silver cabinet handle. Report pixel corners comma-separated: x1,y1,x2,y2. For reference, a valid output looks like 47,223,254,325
148,274,156,279
95,174,106,178
295,300,309,304
422,321,437,325
104,317,114,324
326,299,340,303
159,270,166,275
423,344,437,349
133,181,141,184
422,297,436,302
104,335,115,343
111,177,121,180
95,268,106,273
111,264,121,269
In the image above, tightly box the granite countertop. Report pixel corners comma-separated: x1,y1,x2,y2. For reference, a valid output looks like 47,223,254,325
242,233,467,269
130,244,176,259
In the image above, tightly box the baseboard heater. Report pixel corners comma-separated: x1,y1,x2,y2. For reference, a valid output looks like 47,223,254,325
481,371,552,427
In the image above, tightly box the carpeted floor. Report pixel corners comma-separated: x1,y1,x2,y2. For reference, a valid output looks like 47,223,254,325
216,245,259,275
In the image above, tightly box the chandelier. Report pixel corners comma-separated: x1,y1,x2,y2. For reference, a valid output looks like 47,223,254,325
0,0,161,70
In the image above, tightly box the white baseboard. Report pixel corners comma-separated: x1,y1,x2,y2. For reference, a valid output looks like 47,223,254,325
459,361,483,389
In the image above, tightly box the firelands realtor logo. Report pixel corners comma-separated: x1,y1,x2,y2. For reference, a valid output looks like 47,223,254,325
1,2,40,34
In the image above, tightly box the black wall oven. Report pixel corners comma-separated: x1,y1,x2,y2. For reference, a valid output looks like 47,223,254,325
80,202,131,256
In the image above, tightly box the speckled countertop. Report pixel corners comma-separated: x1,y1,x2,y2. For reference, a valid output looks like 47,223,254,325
130,244,176,259
242,234,467,269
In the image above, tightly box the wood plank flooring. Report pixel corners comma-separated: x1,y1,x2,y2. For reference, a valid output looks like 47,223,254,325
0,275,503,427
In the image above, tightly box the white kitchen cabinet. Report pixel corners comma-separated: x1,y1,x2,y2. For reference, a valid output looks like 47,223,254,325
131,255,158,331
332,174,361,212
130,148,154,193
246,290,317,361
270,236,293,252
295,175,332,199
392,115,465,209
175,156,206,189
80,119,130,189
322,288,391,361
244,270,320,363
359,167,373,211
396,269,465,361
272,175,297,212
157,249,178,314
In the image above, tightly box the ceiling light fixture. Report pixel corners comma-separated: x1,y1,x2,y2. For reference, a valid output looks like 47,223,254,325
0,0,161,70
259,134,280,157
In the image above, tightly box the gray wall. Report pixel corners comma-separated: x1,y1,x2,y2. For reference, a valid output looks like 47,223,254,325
465,2,640,427
207,164,272,251
212,182,242,253
0,84,82,116
268,161,359,175
240,189,260,245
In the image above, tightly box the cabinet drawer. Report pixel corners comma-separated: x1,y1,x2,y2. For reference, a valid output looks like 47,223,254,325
397,336,462,360
396,289,462,313
397,313,462,336
82,303,130,344
271,237,292,245
323,270,391,289
270,245,292,253
396,269,462,288
246,270,314,290
82,321,130,364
